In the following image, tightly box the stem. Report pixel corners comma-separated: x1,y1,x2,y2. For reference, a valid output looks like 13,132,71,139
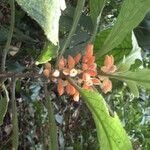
1,0,15,72
89,1,106,43
11,78,19,150
89,15,101,43
56,0,85,65
44,83,58,150
0,72,42,78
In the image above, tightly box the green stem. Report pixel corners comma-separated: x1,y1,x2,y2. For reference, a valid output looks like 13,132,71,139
89,1,106,43
1,0,15,72
57,0,85,65
89,15,101,43
44,83,58,150
11,78,19,150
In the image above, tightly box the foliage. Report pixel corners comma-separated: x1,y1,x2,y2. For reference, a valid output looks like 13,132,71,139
0,0,150,149
95,0,150,57
80,89,132,150
16,0,66,45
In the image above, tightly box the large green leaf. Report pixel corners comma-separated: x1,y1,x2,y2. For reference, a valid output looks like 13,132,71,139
96,0,150,57
90,0,106,25
36,41,58,65
112,69,150,89
16,0,66,45
0,86,9,126
80,89,132,150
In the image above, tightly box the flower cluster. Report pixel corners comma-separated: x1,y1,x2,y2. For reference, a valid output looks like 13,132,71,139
43,44,117,101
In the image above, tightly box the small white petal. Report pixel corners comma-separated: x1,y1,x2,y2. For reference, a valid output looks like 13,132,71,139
70,69,78,77
52,70,60,77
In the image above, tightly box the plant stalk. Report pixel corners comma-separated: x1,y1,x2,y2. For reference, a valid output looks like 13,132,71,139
11,78,19,150
56,0,85,65
44,82,58,150
0,72,42,78
89,14,101,43
89,1,106,43
1,0,15,72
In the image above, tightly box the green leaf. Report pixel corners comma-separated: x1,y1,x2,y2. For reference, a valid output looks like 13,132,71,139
0,86,9,126
15,0,66,45
90,0,106,25
36,41,58,65
117,32,142,72
113,69,150,89
118,33,142,67
60,5,93,33
96,0,150,57
94,28,132,65
125,81,139,98
80,89,132,150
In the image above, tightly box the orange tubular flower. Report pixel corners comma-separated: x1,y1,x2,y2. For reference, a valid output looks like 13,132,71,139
68,55,75,70
74,53,81,65
85,43,93,59
73,91,79,102
43,62,52,78
66,83,76,95
57,79,65,96
102,79,112,94
101,55,117,74
43,69,50,78
58,56,66,70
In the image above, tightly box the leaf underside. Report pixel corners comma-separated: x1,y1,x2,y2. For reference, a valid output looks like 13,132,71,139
16,0,66,45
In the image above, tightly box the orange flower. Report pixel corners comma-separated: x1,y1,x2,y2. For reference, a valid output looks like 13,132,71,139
82,72,100,90
57,79,64,96
73,91,79,102
86,70,97,77
66,83,76,95
68,55,75,70
101,78,112,94
45,62,51,71
43,62,51,78
58,57,66,70
43,69,50,78
101,55,117,74
85,43,93,59
92,78,101,85
74,53,81,65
